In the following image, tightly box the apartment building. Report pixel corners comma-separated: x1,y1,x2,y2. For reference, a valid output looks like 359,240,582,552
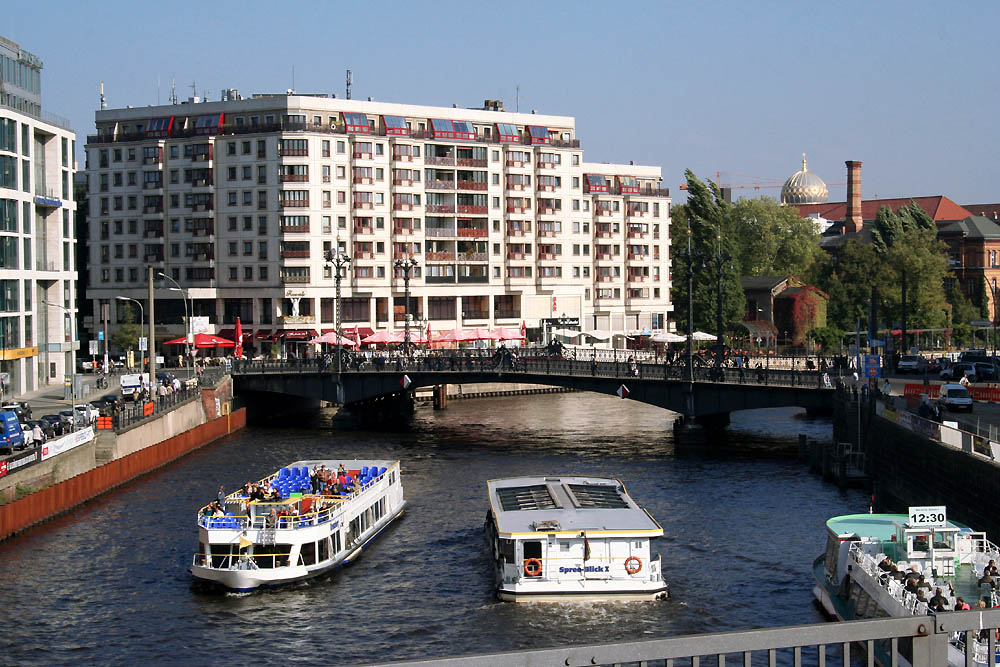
0,35,77,396
84,93,670,351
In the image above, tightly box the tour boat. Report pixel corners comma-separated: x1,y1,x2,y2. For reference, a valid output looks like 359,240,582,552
484,475,668,601
191,459,405,592
813,509,1000,665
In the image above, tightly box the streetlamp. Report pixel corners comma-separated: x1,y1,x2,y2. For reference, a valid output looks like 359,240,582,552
989,277,999,371
115,296,145,374
41,300,76,430
324,249,352,374
157,271,192,365
685,224,694,384
394,257,419,355
706,234,732,369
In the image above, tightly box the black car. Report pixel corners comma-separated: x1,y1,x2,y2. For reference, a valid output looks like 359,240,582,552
26,419,53,441
40,414,66,436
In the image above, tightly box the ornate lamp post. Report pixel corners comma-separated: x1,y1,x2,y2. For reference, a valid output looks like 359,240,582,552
324,249,352,374
394,257,419,355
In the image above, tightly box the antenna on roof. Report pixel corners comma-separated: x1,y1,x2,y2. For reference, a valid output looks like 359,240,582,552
157,75,160,105
170,76,177,105
99,81,106,110
291,65,295,94
516,85,520,113
346,69,353,100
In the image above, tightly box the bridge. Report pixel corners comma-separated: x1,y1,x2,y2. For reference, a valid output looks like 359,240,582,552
231,351,835,430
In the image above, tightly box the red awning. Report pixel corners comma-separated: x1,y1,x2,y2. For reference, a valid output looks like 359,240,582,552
254,329,272,340
279,329,318,341
217,329,235,338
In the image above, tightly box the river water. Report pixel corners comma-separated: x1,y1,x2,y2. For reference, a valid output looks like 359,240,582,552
0,394,865,665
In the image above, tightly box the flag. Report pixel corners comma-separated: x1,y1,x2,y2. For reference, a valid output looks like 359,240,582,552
583,532,591,562
239,536,253,549
234,317,244,360
426,322,432,346
520,320,526,339
354,327,361,348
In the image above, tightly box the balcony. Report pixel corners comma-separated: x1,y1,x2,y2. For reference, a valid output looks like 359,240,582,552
506,227,526,237
506,204,528,214
597,275,615,282
425,227,454,238
352,150,373,159
537,184,556,192
353,175,373,185
280,315,315,324
191,225,215,237
354,251,375,259
426,251,456,261
144,254,164,263
538,252,557,261
537,206,558,215
457,252,488,262
628,274,647,282
280,199,310,208
537,229,558,237
143,181,163,190
280,224,309,233
457,181,487,191
393,250,415,259
425,275,455,284
463,310,489,320
537,160,557,169
393,178,413,186
281,274,311,284
426,179,456,190
143,156,160,165
495,310,521,319
596,253,614,261
280,249,310,259
506,159,527,168
506,182,527,191
426,204,455,214
143,204,163,214
192,201,214,212
425,156,455,166
280,174,309,183
35,260,61,272
457,205,487,215
507,252,527,260
191,177,213,187
627,253,649,261
322,174,331,183
456,158,487,168
353,200,374,210
143,226,163,238
596,230,614,238
392,152,414,162
353,225,374,235
278,147,308,157
457,227,488,238
457,274,489,284
393,224,415,235
393,201,415,211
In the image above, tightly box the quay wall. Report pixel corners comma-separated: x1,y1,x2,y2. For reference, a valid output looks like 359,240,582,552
841,394,1000,539
0,408,246,541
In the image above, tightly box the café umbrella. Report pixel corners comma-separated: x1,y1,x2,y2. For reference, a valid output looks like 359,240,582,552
163,333,235,348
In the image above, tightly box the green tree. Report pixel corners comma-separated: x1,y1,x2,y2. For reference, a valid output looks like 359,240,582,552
807,326,845,352
814,238,879,331
111,303,141,353
727,197,820,277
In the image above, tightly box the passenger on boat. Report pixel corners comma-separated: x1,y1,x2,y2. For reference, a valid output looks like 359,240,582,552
878,556,893,572
986,560,999,577
978,572,996,590
217,486,226,506
916,574,932,591
337,463,347,477
956,597,971,610
929,588,950,612
265,508,277,529
915,589,929,609
890,566,907,581
905,578,920,594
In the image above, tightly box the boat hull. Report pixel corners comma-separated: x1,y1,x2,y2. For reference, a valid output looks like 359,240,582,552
498,583,668,602
191,502,406,592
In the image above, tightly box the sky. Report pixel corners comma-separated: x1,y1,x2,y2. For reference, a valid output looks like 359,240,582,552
6,0,1000,204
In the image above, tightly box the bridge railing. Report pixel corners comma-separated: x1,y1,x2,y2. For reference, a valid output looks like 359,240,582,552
230,352,834,390
380,610,1000,667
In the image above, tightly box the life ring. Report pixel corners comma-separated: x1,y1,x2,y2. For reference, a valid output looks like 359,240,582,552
523,558,543,576
625,556,642,574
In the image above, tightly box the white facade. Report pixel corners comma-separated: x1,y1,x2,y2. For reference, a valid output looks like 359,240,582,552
0,35,77,396
84,94,671,351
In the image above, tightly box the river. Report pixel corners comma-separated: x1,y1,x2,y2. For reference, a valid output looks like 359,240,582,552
0,393,865,665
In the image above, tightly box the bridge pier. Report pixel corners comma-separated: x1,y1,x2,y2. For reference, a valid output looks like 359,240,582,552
673,412,730,444
433,385,448,410
346,391,415,427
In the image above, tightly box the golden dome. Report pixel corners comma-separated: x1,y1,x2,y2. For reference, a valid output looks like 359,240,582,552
781,154,829,205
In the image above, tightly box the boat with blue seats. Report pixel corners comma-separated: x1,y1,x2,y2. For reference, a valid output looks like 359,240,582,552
484,475,668,601
813,508,1000,665
191,459,405,592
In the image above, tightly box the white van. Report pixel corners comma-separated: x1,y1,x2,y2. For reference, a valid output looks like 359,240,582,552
119,373,150,399
937,383,973,413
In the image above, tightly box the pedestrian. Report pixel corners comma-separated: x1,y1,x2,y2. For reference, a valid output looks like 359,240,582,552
217,486,226,506
960,373,971,387
882,378,891,396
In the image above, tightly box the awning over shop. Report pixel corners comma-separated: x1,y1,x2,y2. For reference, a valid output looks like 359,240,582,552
278,329,318,341
254,329,272,340
742,320,778,341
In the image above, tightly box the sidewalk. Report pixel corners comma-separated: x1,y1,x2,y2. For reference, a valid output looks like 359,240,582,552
7,374,122,415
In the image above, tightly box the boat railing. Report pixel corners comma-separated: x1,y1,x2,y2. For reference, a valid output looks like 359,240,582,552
192,550,303,571
513,555,661,582
849,544,926,615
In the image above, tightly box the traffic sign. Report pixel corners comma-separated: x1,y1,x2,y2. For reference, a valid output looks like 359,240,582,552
139,337,147,351
616,384,629,399
97,331,104,341
89,340,99,355
864,354,881,379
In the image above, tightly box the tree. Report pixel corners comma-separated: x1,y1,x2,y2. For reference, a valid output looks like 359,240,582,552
727,197,820,277
808,326,845,353
111,303,141,354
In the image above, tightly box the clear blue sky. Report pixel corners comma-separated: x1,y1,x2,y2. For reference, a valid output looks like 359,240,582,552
7,0,999,204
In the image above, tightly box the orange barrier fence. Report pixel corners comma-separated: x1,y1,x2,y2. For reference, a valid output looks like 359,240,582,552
143,401,154,417
96,416,113,430
904,383,1000,402
0,408,246,541
904,384,939,398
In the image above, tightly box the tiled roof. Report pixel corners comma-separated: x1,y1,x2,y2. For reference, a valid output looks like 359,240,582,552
796,196,971,224
937,216,1000,239
740,276,790,291
962,204,1000,221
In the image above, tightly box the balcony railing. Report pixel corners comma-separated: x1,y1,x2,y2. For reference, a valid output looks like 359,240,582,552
425,156,455,166
280,224,309,233
627,253,650,261
142,181,163,190
280,249,310,258
506,205,529,213
537,229,559,237
462,310,489,320
352,151,372,159
393,178,413,186
392,152,414,162
456,158,487,167
627,229,647,238
426,251,456,261
457,275,489,284
597,208,615,216
506,182,527,191
507,252,527,260
281,274,311,284
393,225,415,235
353,200,374,210
280,199,309,208
457,181,487,191
495,310,521,319
353,175,373,184
279,174,309,183
353,225,374,234
537,206,558,215
144,254,164,263
538,252,557,260
506,159,527,168
143,205,163,214
426,179,456,190
425,227,454,238
457,205,487,214
457,228,488,238
457,252,488,262
596,253,614,260
426,204,455,214
506,227,527,237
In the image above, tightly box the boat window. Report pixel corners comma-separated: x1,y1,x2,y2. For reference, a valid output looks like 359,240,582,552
301,541,317,566
567,483,629,509
934,533,955,550
912,535,930,552
523,541,542,577
560,542,570,551
334,531,342,553
210,543,239,569
499,539,515,563
252,544,292,569
497,485,557,511
634,541,642,549
319,537,330,561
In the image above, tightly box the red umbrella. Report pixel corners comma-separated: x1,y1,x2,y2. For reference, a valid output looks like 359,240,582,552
234,317,244,359
436,328,480,343
163,333,235,348
361,330,405,344
491,327,526,341
307,331,358,346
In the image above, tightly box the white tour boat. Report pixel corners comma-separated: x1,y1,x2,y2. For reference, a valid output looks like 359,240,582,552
813,507,1000,666
484,475,668,601
191,459,405,592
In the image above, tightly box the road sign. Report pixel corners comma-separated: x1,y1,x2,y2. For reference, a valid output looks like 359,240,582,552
89,340,99,355
864,354,881,379
971,320,992,327
616,384,629,399
139,337,147,351
400,374,411,389
97,331,104,341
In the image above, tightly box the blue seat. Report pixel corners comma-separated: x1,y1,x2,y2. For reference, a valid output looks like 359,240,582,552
278,467,290,480
379,467,387,476
360,466,369,477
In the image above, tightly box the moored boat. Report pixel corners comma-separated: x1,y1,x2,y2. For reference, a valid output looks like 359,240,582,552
191,459,405,592
813,508,1000,665
484,475,668,601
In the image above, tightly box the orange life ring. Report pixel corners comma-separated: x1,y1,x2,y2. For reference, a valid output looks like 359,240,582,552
523,558,542,576
625,556,642,574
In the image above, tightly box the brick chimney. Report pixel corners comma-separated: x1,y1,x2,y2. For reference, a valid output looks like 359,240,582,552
844,160,863,234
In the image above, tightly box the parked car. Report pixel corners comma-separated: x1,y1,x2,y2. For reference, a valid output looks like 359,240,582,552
58,409,85,428
896,355,925,374
27,419,53,441
974,362,998,381
18,424,33,450
73,403,98,425
0,404,27,423
925,357,943,373
938,383,974,412
0,409,25,452
941,362,977,382
40,414,66,436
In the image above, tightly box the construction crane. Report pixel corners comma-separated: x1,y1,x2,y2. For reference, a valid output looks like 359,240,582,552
679,170,844,202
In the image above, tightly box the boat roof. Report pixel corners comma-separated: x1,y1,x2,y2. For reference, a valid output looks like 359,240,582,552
826,513,974,541
487,475,661,536
285,459,399,471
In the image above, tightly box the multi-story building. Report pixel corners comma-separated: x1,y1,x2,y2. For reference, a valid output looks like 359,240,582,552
0,35,77,396
84,94,670,353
